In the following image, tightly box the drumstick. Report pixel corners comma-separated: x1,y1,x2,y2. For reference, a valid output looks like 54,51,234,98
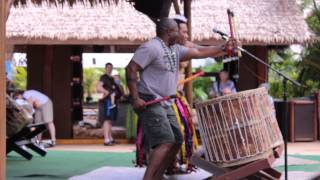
144,95,177,106
178,71,205,85
144,71,203,106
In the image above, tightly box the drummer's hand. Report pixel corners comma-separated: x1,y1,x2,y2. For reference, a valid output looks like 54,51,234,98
132,97,146,110
225,38,240,54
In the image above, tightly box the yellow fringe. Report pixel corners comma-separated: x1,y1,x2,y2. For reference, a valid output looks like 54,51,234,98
172,103,187,163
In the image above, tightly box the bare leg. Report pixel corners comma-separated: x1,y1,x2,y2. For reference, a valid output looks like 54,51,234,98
111,93,115,106
143,143,180,180
166,144,181,174
103,120,112,142
108,121,113,141
47,122,56,142
109,93,116,108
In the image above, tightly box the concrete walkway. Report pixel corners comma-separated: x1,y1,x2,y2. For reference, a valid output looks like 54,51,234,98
51,141,320,155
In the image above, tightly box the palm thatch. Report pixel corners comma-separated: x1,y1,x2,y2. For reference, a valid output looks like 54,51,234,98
6,0,315,45
13,0,171,19
12,0,121,6
191,0,315,45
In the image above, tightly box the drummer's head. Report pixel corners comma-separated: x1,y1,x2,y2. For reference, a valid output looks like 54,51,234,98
173,15,189,45
156,18,179,45
219,70,230,82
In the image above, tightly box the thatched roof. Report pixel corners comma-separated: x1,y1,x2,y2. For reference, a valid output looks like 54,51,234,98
13,0,124,6
6,0,315,45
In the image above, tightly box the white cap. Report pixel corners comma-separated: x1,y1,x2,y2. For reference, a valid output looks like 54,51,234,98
173,14,187,23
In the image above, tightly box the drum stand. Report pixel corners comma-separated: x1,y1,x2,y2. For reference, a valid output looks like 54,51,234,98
190,145,283,180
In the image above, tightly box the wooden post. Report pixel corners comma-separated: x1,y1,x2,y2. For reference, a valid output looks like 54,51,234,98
6,0,12,21
1,0,8,178
184,0,193,106
173,0,181,15
43,46,54,97
256,46,268,84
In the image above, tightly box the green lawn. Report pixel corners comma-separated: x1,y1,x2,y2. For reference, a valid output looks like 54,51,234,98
7,150,135,180
7,150,320,180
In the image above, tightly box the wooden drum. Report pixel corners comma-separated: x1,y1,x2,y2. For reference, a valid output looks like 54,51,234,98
6,95,33,137
195,88,283,167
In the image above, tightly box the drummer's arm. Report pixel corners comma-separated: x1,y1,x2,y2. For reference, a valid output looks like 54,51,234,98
181,44,226,62
181,38,238,61
187,41,226,58
125,61,145,109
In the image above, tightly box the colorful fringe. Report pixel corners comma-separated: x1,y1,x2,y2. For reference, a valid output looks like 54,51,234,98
126,105,138,139
135,93,198,170
174,94,199,171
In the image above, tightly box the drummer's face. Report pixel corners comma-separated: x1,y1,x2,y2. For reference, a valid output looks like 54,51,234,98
178,23,189,45
168,26,179,45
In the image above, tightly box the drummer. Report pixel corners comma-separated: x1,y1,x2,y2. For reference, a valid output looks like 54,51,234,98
125,18,238,180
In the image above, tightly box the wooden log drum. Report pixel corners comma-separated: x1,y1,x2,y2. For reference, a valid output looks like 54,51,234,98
195,88,283,167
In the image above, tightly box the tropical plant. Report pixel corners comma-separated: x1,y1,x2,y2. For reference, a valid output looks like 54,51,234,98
268,49,301,98
117,68,129,95
83,68,103,100
298,1,320,96
13,67,27,90
267,0,320,98
192,61,223,101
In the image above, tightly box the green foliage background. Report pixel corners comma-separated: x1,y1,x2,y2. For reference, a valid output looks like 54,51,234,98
192,62,223,101
268,1,320,98
13,67,27,90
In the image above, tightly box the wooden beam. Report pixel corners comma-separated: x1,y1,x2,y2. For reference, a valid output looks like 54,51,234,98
7,37,149,45
184,0,193,106
7,37,294,46
6,0,12,21
256,46,268,84
0,0,7,178
159,0,172,18
173,0,181,15
43,46,53,97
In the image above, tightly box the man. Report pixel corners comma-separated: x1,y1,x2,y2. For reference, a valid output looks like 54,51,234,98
16,90,56,147
174,15,225,92
97,63,122,146
126,18,236,180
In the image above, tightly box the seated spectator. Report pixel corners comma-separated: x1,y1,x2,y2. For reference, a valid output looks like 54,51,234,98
210,70,236,97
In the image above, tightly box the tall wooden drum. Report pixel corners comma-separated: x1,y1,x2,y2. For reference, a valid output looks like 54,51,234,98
195,88,283,167
6,95,33,137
